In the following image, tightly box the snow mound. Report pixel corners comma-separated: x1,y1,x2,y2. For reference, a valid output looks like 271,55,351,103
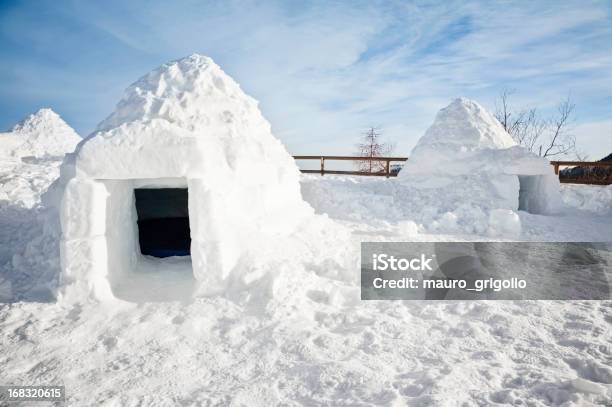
1,108,81,160
1,109,81,208
1,110,81,301
561,184,612,215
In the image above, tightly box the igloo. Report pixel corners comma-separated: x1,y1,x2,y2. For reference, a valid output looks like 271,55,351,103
398,98,561,229
0,109,81,208
1,108,81,162
56,54,313,301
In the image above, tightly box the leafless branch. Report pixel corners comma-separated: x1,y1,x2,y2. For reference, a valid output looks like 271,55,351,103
494,91,577,158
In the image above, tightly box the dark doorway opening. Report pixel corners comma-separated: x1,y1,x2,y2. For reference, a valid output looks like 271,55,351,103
134,188,191,258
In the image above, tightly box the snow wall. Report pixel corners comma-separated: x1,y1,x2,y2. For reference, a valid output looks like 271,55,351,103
53,54,320,301
398,98,562,235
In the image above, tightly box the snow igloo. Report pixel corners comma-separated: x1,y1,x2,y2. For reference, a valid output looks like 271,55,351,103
398,98,561,235
56,54,313,301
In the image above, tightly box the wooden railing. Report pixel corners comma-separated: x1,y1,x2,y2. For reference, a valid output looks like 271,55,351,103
550,161,612,185
292,157,610,183
293,156,408,177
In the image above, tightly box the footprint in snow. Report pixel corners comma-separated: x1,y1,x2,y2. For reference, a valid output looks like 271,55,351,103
100,336,118,351
171,315,185,325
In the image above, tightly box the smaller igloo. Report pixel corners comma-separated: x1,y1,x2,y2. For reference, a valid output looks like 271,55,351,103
56,54,313,301
398,98,561,229
1,108,81,162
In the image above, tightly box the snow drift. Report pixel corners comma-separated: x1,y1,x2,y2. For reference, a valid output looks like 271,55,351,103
53,54,330,302
1,109,81,301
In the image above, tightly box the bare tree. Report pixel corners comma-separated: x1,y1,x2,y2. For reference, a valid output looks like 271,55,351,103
540,97,576,157
355,127,395,172
495,89,526,136
494,90,577,158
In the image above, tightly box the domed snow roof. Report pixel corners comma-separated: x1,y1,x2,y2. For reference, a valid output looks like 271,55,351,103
96,54,263,137
76,54,294,180
399,98,552,179
412,97,516,155
1,108,81,159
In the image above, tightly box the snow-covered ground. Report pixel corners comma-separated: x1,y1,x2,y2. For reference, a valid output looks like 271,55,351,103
1,170,611,405
301,175,612,242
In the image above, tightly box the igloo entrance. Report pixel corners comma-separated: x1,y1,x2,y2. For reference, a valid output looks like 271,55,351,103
100,179,196,302
518,175,548,214
135,188,191,258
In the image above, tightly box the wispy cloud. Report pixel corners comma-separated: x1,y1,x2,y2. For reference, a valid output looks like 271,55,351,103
0,0,611,156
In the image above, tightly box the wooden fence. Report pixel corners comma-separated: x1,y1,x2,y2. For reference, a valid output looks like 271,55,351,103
292,156,611,185
550,161,612,185
293,155,408,177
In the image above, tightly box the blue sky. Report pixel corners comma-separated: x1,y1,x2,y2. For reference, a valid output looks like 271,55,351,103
1,0,611,158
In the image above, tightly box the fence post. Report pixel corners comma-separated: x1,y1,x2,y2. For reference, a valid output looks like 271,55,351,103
385,160,390,178
554,164,559,175
320,157,325,176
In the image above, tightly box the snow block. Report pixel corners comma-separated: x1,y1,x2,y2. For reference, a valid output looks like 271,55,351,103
59,237,114,301
488,209,521,237
60,179,107,239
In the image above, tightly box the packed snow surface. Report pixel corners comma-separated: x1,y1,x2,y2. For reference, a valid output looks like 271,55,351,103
1,172,611,405
560,184,612,216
